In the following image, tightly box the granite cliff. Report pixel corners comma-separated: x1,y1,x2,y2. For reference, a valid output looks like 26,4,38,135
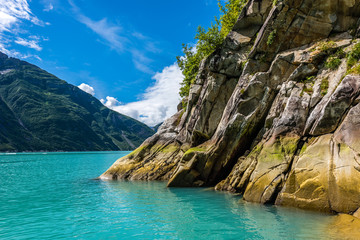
101,0,360,215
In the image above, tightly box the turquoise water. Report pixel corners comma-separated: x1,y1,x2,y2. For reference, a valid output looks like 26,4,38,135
0,152,335,239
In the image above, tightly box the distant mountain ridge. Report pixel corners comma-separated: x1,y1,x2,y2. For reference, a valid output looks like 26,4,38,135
0,52,154,152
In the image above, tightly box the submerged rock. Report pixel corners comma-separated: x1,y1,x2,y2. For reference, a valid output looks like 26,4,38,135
329,214,360,239
102,0,360,215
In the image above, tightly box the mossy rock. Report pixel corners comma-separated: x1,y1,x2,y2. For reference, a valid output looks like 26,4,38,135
243,135,300,203
328,214,360,240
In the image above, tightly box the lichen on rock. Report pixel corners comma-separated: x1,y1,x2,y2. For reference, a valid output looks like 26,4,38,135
101,0,360,215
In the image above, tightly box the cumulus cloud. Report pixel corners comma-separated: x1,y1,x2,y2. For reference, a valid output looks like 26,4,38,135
101,63,183,126
15,37,42,51
100,96,120,107
78,83,95,96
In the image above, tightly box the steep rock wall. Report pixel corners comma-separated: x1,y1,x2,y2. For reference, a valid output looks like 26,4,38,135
101,0,360,214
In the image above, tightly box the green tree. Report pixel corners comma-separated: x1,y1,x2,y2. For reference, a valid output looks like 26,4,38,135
218,0,246,39
177,0,247,98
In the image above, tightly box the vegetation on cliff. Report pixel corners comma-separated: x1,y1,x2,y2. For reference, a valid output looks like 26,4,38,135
177,0,246,98
347,42,360,74
102,0,360,218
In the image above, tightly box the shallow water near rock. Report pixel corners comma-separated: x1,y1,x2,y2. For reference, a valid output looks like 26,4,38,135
0,152,337,239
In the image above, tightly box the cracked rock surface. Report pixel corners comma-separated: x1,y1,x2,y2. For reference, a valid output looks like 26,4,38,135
101,0,360,214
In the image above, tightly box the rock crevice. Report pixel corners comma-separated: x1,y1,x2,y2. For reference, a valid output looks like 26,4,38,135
101,0,360,214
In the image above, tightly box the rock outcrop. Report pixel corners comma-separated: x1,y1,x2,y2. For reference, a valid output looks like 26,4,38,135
329,214,360,239
101,0,360,214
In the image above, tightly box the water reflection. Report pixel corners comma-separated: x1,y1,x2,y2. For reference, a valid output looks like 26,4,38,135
0,152,335,240
104,181,332,239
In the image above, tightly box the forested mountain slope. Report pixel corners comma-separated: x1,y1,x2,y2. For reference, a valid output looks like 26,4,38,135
0,52,154,152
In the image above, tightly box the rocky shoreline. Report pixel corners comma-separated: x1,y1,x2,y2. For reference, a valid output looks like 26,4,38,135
101,0,360,219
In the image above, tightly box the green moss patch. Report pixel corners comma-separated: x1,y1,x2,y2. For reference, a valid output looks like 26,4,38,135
160,144,179,154
258,136,299,163
267,30,277,46
325,56,342,70
300,76,316,96
347,42,360,68
184,147,206,155
318,41,337,53
127,145,148,158
320,77,329,96
348,64,360,75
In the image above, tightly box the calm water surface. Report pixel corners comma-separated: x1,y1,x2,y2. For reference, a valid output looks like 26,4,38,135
0,152,335,239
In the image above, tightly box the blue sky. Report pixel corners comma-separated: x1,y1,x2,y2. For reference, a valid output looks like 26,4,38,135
0,0,222,126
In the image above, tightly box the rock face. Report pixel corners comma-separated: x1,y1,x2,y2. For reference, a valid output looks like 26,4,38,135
328,214,360,239
101,0,360,214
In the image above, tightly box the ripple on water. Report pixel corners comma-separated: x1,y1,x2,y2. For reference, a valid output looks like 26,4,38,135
0,152,335,239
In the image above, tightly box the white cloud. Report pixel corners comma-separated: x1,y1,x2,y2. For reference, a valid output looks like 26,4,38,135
101,96,120,108
68,0,125,51
101,63,183,126
79,16,125,51
0,0,44,32
15,37,42,51
0,0,47,60
131,49,154,74
43,3,53,12
69,0,160,74
78,83,95,96
0,41,41,60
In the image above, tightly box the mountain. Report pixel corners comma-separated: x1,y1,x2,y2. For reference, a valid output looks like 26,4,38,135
0,52,154,152
151,122,163,132
101,0,360,216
